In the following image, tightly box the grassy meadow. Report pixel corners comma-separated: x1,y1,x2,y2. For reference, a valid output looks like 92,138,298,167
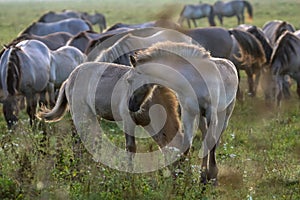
0,0,299,199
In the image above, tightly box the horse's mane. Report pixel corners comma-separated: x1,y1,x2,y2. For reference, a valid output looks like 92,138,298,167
132,85,181,141
85,33,117,56
134,41,210,64
7,47,21,95
247,26,273,63
19,22,37,36
71,30,98,40
271,31,300,74
152,86,179,120
105,23,128,32
274,21,295,43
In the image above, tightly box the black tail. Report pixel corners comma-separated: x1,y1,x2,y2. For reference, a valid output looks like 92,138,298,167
243,0,253,20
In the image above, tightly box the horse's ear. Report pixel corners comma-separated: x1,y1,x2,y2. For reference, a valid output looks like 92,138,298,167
130,55,137,67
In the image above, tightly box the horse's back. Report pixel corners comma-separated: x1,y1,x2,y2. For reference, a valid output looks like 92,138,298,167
33,18,91,36
185,27,232,58
17,39,50,56
51,46,86,87
66,62,130,120
211,57,238,107
16,40,51,92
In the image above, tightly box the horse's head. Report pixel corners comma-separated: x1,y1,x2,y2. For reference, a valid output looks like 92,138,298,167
128,83,156,112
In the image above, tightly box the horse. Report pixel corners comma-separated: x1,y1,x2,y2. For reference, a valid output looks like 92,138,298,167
262,20,296,47
295,30,300,38
66,29,131,54
86,27,172,61
105,21,156,32
229,25,271,97
88,25,264,101
94,28,194,65
263,31,300,106
213,0,253,26
127,41,239,184
50,45,87,91
0,40,54,128
0,32,73,60
37,10,82,23
178,3,216,28
19,18,93,36
262,20,296,99
36,62,184,172
81,12,107,32
179,27,265,100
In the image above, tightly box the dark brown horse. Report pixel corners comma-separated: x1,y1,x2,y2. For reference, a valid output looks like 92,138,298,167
263,31,300,106
229,25,271,97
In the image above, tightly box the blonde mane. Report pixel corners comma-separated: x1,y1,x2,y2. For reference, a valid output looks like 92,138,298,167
134,41,210,64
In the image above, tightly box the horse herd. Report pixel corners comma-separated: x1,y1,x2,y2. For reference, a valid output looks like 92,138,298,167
178,0,253,27
0,1,300,184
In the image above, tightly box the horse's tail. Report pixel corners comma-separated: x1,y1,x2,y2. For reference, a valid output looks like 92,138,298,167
208,5,216,26
229,29,265,66
243,0,253,21
36,81,68,122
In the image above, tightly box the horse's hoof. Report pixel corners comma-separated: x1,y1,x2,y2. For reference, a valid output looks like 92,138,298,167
200,169,208,185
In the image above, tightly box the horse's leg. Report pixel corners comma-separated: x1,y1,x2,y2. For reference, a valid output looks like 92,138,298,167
202,107,220,185
192,19,197,28
236,69,243,100
182,110,196,155
123,121,136,172
297,80,300,98
241,13,245,24
198,114,209,184
253,67,261,97
236,14,244,25
217,15,223,26
26,94,38,127
208,100,236,185
99,23,103,33
39,91,48,107
245,67,255,96
187,19,191,28
47,82,55,108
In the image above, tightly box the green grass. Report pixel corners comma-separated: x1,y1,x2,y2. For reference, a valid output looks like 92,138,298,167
0,0,299,199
